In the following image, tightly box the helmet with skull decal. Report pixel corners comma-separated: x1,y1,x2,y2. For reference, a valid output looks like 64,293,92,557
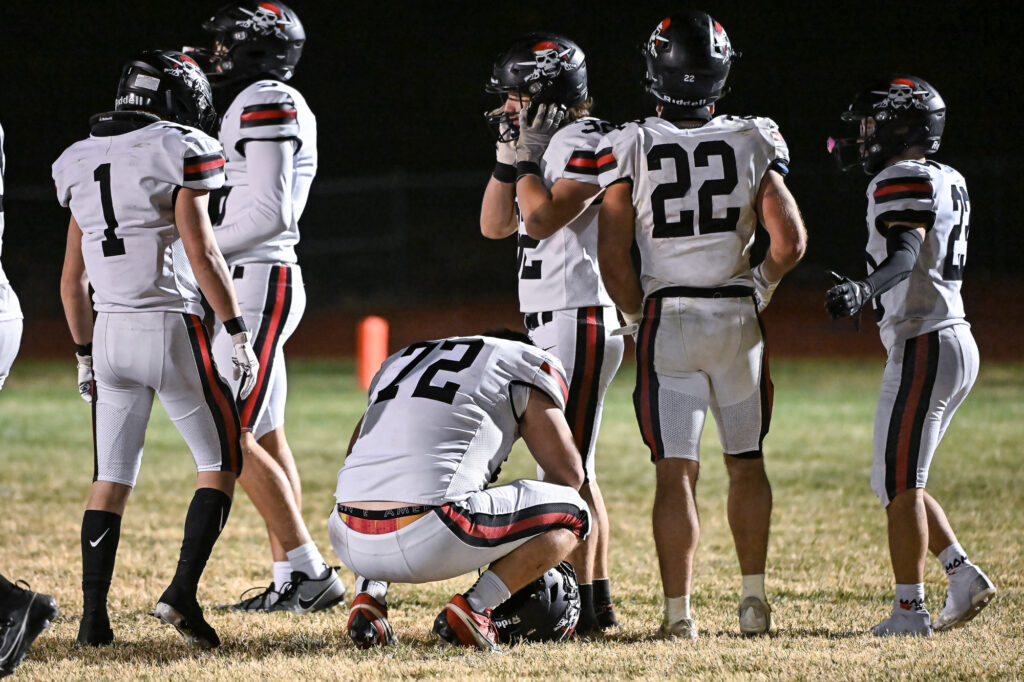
829,74,946,175
484,32,589,142
115,50,217,133
194,1,305,86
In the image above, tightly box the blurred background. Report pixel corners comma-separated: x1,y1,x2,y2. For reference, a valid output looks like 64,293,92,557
4,0,1021,359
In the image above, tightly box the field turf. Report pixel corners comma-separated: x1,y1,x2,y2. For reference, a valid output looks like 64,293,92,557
1,358,1021,680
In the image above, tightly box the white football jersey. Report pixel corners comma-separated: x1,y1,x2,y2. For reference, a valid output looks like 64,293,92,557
52,114,226,315
865,160,970,350
0,122,22,322
597,115,789,295
515,117,615,313
214,80,317,265
335,336,569,506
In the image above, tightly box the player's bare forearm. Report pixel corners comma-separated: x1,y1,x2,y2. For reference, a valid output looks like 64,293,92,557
176,187,243,323
757,170,807,282
59,215,93,345
521,393,584,490
598,183,644,314
480,176,518,239
523,177,601,240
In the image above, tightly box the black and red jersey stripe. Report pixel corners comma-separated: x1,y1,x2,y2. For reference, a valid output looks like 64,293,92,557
434,501,589,547
565,150,599,176
183,153,225,182
540,361,569,405
595,147,617,174
240,102,298,128
873,177,933,204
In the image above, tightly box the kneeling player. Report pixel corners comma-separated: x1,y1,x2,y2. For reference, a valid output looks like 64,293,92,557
330,331,590,652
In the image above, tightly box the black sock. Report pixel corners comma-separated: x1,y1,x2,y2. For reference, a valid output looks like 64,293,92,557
579,583,595,618
0,573,14,600
81,510,122,613
593,578,612,608
169,488,231,596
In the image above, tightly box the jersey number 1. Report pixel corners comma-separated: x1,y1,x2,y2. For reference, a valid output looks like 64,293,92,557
94,163,126,257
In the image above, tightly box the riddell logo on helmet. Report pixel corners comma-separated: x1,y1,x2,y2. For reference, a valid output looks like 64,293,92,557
116,93,149,107
492,614,522,629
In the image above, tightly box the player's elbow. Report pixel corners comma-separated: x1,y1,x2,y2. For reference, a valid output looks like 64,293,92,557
525,213,558,240
546,457,585,490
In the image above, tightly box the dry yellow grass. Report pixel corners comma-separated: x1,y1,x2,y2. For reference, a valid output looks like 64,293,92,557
2,358,1022,680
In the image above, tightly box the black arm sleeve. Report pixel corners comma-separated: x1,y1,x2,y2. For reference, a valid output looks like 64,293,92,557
863,227,924,296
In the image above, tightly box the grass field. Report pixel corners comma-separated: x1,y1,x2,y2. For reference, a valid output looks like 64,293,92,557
2,357,1022,680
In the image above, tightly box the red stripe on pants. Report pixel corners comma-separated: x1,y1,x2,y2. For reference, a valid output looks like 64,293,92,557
894,338,930,495
188,315,240,473
240,268,288,428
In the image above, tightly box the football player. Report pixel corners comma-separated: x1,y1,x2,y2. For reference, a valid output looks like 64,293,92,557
0,576,58,678
480,33,624,634
0,123,21,393
331,330,591,652
187,2,344,612
596,12,806,639
826,75,996,636
55,50,258,648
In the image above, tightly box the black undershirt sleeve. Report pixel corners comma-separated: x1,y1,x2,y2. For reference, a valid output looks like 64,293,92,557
863,226,924,296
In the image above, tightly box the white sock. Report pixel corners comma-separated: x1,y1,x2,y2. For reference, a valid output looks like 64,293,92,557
464,570,511,613
937,543,973,580
273,561,292,591
741,574,767,602
894,583,926,612
285,542,328,579
355,575,388,603
664,595,690,623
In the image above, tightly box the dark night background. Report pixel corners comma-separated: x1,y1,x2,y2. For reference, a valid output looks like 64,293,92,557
3,1,1022,348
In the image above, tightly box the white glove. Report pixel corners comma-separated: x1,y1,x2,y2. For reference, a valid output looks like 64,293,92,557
751,263,780,313
610,309,642,338
488,107,517,166
231,332,259,400
75,353,93,404
516,103,565,165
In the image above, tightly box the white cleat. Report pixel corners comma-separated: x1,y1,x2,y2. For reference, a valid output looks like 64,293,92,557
738,596,774,636
933,571,996,632
870,607,932,637
657,617,697,640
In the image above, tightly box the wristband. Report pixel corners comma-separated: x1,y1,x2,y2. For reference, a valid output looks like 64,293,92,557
75,342,93,356
492,162,516,184
516,161,542,180
224,316,248,336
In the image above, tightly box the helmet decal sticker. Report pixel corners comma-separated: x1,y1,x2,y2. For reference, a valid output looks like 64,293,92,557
520,41,578,82
237,3,294,39
647,18,671,56
873,78,932,110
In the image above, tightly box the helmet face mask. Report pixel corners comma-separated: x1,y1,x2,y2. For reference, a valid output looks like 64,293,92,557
643,11,738,116
830,75,946,175
196,1,305,87
484,33,588,142
115,51,217,133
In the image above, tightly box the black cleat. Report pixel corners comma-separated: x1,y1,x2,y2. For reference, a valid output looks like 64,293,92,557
76,609,114,647
573,606,602,638
596,602,619,630
0,581,59,677
153,588,220,649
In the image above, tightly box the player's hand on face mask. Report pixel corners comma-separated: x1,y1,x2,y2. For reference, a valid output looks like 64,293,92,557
75,353,94,403
231,332,259,399
516,103,566,165
825,270,872,318
488,107,518,166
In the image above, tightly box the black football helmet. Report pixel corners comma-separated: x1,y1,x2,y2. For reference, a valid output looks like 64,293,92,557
491,562,580,644
192,1,305,86
115,50,217,133
643,11,738,114
828,75,946,175
484,33,588,142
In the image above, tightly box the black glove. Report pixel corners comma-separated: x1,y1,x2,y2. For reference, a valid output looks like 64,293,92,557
825,271,872,319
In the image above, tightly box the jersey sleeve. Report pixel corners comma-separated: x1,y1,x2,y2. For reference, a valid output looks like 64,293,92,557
596,123,637,189
235,83,301,149
52,148,74,208
870,162,937,232
180,131,226,191
554,121,606,185
515,347,569,411
754,117,790,176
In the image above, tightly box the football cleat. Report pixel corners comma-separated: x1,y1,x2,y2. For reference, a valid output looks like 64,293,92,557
347,593,395,649
933,571,996,632
153,590,220,649
271,568,346,614
596,603,619,630
738,596,774,636
0,582,59,677
76,609,114,647
216,583,281,612
433,594,500,653
657,617,698,640
870,607,932,637
573,607,601,638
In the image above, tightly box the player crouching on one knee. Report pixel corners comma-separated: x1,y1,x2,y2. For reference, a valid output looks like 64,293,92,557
826,75,995,636
329,330,590,652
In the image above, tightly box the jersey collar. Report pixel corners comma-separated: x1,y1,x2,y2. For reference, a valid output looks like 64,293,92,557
89,111,161,137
